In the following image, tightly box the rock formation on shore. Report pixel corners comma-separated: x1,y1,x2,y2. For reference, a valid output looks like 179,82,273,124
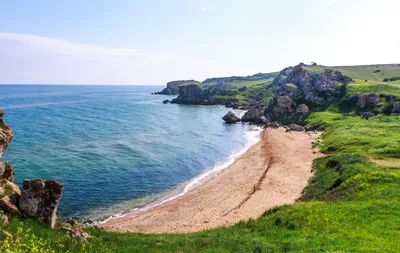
154,80,201,95
0,110,63,229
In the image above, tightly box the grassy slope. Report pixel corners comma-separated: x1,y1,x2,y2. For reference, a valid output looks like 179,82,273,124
1,65,400,252
305,64,400,82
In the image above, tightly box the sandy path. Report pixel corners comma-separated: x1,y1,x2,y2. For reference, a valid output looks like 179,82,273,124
101,128,321,233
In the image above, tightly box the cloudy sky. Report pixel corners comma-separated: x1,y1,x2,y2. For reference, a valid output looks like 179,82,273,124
0,0,399,85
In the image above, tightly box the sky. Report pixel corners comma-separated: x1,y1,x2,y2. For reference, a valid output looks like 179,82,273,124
0,0,399,85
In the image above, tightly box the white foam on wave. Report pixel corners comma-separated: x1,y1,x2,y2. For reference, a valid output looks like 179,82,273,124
99,124,262,224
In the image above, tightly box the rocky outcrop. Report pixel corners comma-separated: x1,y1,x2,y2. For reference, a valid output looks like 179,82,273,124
289,124,305,131
0,110,14,157
272,96,296,117
296,104,310,115
171,84,205,104
357,93,378,109
0,179,21,214
1,162,15,182
154,80,200,95
19,179,64,229
222,111,240,124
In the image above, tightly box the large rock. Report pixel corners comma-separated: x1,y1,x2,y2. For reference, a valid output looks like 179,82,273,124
19,179,64,229
273,96,296,117
241,107,263,123
155,80,200,95
289,124,305,131
296,104,310,115
392,101,400,113
222,111,240,124
357,93,378,109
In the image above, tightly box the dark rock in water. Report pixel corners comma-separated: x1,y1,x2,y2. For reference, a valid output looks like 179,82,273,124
296,104,310,115
154,80,200,95
242,107,263,123
238,86,247,92
0,162,15,182
163,99,170,104
19,179,64,229
222,111,240,124
392,101,400,113
289,124,305,131
361,112,375,120
273,96,296,117
357,93,378,109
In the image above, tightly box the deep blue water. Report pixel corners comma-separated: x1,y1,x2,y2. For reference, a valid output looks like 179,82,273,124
0,85,255,219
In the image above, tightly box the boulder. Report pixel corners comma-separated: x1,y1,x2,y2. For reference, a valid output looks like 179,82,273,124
273,96,296,117
222,111,240,124
296,104,310,115
289,124,305,131
392,101,400,113
19,179,64,229
277,83,299,98
238,86,247,92
357,93,378,109
242,107,263,123
0,113,14,157
361,112,375,120
163,99,170,104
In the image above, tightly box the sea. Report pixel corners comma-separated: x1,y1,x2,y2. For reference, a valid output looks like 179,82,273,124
0,85,260,220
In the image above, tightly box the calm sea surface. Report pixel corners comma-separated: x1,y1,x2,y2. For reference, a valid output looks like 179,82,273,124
0,85,257,219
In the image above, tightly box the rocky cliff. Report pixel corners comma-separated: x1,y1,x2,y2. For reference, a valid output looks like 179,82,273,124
0,110,63,229
154,80,201,95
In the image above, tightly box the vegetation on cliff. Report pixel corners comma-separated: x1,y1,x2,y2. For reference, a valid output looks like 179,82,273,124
1,63,400,252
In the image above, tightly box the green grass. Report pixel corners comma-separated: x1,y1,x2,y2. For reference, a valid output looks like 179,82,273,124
347,79,400,96
305,64,400,82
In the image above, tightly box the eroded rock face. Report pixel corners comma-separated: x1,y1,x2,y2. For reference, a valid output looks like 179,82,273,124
171,84,205,104
0,110,14,157
289,124,305,131
1,163,15,182
222,111,240,124
357,93,378,109
19,179,64,229
155,80,200,95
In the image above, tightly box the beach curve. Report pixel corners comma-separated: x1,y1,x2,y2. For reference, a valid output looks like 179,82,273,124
101,128,322,233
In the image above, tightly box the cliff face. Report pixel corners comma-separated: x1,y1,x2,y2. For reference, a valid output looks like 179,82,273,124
0,110,14,157
154,80,201,95
0,109,64,229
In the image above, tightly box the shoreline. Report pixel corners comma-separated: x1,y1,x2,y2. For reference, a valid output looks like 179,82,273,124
101,128,322,233
98,124,262,224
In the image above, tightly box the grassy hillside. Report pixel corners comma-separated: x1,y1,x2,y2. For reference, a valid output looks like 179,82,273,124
1,64,400,252
305,64,400,83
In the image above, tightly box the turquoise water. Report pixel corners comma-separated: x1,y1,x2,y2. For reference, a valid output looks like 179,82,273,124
0,85,257,219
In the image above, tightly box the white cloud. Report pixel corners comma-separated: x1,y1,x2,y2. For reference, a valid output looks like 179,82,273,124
198,7,209,11
0,32,139,58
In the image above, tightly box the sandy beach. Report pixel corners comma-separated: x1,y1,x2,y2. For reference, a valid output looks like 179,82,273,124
102,128,321,233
